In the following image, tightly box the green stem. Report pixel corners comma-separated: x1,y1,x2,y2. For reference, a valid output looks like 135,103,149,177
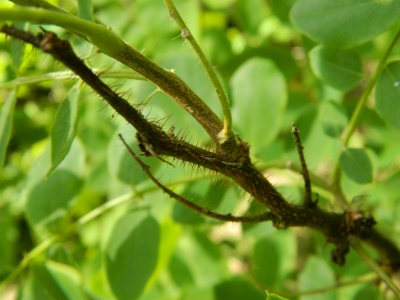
332,28,400,205
163,0,233,142
349,237,400,298
0,7,124,56
343,29,400,147
0,69,144,89
0,7,224,143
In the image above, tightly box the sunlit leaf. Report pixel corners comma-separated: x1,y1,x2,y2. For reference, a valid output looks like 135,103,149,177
291,0,400,48
231,58,287,154
309,45,362,91
47,86,81,177
375,61,400,129
339,148,373,184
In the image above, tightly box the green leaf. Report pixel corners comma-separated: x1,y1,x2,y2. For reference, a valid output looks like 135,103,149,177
309,45,362,91
78,0,93,22
375,61,400,129
339,148,373,184
144,220,181,293
267,0,297,23
266,290,289,300
47,86,81,177
252,238,280,288
320,100,348,138
26,169,84,227
106,210,160,300
177,230,227,288
291,0,400,48
0,90,16,168
10,23,26,71
234,0,267,35
26,140,84,228
298,256,336,300
231,58,287,154
215,277,265,300
31,261,85,300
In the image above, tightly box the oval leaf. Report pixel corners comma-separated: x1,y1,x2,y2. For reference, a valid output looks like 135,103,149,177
309,45,362,91
47,86,80,177
106,210,160,300
291,0,400,48
231,58,287,153
0,90,16,168
26,170,84,227
339,148,373,184
375,61,400,129
26,141,84,228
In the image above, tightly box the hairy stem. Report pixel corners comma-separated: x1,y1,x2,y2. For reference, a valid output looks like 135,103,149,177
164,0,233,141
0,7,223,143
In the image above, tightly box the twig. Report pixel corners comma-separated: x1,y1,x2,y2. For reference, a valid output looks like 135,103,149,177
118,133,273,223
291,123,314,207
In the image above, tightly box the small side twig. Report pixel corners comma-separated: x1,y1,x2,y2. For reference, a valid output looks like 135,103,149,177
118,133,273,223
291,123,315,207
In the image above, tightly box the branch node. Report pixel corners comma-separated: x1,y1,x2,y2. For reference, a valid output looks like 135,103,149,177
136,132,174,167
180,28,189,39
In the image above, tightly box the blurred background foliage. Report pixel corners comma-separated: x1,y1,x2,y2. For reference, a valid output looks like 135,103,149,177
1,0,400,299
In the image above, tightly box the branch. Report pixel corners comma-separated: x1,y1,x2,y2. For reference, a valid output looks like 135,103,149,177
118,134,274,223
3,26,400,287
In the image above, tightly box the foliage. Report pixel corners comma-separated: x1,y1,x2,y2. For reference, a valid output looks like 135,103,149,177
1,0,400,299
